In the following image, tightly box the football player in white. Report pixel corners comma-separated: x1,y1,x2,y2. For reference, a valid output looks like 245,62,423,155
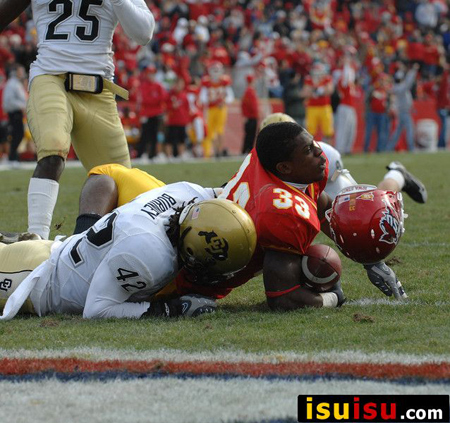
0,183,257,320
0,0,155,241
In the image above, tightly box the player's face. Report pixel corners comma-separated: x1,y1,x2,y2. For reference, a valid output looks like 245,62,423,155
283,132,326,184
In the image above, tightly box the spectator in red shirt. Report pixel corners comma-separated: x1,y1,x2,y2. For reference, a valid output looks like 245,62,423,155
335,57,359,155
165,76,190,159
136,65,167,160
364,74,392,152
422,33,440,76
241,74,259,154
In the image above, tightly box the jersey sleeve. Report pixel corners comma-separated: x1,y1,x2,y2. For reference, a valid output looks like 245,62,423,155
110,0,155,45
83,251,152,319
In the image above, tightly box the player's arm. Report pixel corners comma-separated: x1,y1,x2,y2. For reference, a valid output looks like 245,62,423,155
110,0,155,45
225,86,235,104
0,0,29,32
84,251,215,319
317,191,333,238
74,175,118,234
263,249,342,310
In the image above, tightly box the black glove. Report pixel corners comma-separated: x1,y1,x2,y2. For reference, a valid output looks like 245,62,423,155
364,262,408,300
145,294,217,318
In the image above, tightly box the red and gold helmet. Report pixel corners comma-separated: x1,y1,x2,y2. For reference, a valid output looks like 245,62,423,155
326,185,405,264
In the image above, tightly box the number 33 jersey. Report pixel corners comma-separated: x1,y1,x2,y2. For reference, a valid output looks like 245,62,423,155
33,182,214,318
220,150,328,256
176,150,329,300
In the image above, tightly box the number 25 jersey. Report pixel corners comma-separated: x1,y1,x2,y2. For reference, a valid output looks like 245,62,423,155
30,0,153,82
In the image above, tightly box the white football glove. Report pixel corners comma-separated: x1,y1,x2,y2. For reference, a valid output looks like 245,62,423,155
364,262,408,300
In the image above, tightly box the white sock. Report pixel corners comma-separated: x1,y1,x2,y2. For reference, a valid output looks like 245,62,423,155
383,170,405,190
319,292,339,308
27,178,59,240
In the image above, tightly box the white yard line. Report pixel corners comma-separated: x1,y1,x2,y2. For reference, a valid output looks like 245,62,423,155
2,377,448,423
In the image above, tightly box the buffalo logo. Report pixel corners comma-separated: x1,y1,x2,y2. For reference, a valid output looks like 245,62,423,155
198,231,229,261
0,278,12,292
379,201,401,245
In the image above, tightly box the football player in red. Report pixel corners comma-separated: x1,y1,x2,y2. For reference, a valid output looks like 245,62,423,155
200,61,234,158
302,62,335,144
210,122,344,310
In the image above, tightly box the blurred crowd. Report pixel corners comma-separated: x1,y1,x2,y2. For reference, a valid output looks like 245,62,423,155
1,0,450,164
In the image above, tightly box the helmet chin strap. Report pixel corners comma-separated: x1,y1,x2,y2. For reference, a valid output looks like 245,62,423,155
285,181,309,192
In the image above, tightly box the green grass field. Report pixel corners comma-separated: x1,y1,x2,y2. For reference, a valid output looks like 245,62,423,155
0,152,449,356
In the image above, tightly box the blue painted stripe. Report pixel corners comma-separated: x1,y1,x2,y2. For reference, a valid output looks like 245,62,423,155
1,371,449,386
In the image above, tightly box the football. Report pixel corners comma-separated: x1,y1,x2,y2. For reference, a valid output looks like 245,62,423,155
301,244,342,292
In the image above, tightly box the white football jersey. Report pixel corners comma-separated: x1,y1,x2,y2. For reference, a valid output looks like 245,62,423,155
30,182,214,319
30,0,154,82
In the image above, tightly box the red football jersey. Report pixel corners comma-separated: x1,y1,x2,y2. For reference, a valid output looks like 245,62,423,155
201,75,232,107
304,75,333,106
175,149,329,299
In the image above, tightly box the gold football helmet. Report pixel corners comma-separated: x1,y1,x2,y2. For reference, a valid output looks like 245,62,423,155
179,199,257,281
260,112,295,131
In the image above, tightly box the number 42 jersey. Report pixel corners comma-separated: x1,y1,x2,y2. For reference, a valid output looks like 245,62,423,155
32,182,214,318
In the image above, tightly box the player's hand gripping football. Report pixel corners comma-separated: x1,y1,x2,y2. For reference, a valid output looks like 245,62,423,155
363,262,408,300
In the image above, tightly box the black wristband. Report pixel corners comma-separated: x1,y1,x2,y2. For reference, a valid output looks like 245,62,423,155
73,213,102,234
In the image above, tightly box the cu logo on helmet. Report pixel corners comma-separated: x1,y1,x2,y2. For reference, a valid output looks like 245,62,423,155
198,231,229,261
379,201,401,245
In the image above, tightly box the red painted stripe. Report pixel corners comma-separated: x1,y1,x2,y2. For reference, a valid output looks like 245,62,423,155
0,358,449,380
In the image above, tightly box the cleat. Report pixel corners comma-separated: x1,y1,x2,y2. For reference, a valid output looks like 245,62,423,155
0,231,42,244
386,161,428,204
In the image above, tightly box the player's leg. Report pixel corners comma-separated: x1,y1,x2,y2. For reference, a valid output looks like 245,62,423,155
136,118,150,158
214,106,228,156
404,112,415,151
321,104,334,144
203,107,216,158
0,240,53,314
364,112,375,152
7,110,24,162
379,161,427,203
74,174,118,234
70,89,131,171
177,126,186,158
386,115,403,152
26,75,72,240
148,116,160,159
305,106,319,139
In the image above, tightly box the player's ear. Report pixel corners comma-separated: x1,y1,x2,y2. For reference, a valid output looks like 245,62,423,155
276,161,293,176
